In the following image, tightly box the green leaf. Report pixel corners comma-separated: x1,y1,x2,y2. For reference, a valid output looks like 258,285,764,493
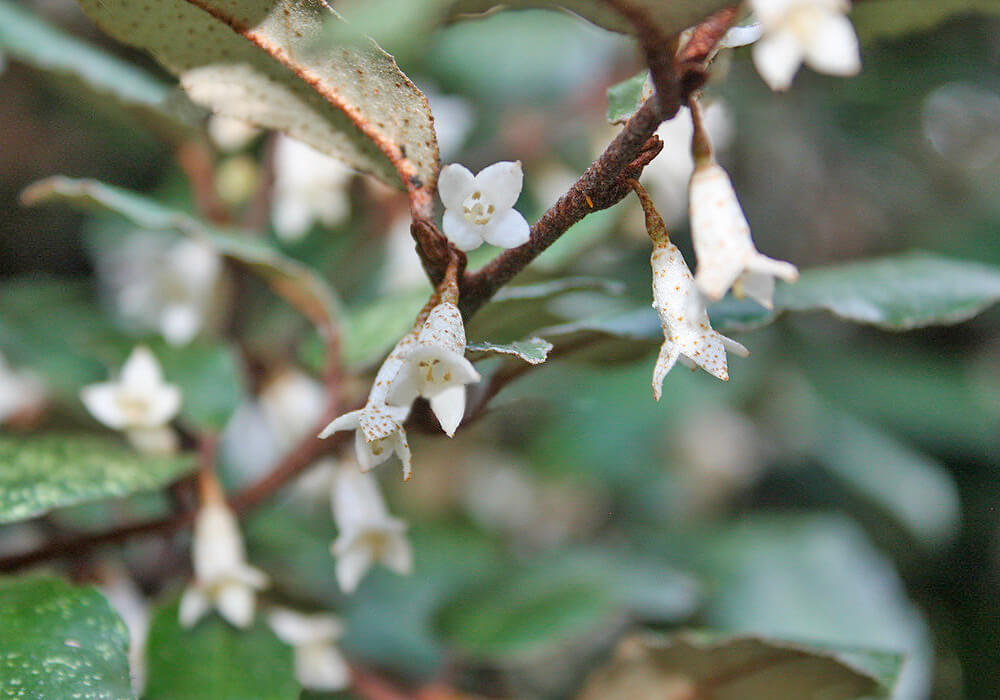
816,409,961,548
152,341,245,431
680,514,932,697
606,71,647,124
0,0,193,129
493,277,625,303
468,337,553,365
23,176,341,336
76,0,439,192
0,276,109,401
144,598,297,700
852,0,1000,42
447,0,732,38
0,575,134,699
773,251,1000,330
0,434,195,524
342,288,428,370
577,632,894,700
434,551,697,661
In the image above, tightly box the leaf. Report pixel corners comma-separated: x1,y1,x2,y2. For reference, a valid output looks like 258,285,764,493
493,277,625,303
606,71,647,124
851,0,1000,42
434,551,697,661
76,0,439,193
153,342,245,431
682,514,933,698
816,409,961,548
0,434,195,524
342,288,429,370
448,0,732,38
23,176,341,336
577,632,893,700
144,598,297,700
773,251,1000,330
468,337,553,365
0,0,194,129
0,576,134,700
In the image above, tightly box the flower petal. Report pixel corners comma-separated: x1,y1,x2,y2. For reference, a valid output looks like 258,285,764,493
354,429,381,472
178,586,210,628
652,340,681,401
474,160,523,212
735,270,777,310
386,360,420,407
334,541,374,593
379,531,414,576
80,384,127,430
296,643,351,691
319,409,363,438
394,429,413,482
121,346,164,393
126,426,178,454
429,385,466,437
216,581,256,628
482,208,531,249
442,209,484,251
438,163,476,210
804,11,861,77
144,385,182,427
753,31,804,91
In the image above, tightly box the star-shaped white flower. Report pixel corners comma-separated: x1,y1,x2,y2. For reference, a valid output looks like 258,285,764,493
80,346,182,453
268,608,350,692
750,0,861,91
387,302,481,437
272,136,353,242
329,464,412,594
439,161,531,251
320,335,415,479
689,160,799,309
180,501,268,628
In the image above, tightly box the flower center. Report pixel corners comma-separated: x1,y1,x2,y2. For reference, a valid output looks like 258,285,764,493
462,190,496,226
418,358,452,388
370,436,390,456
115,392,152,424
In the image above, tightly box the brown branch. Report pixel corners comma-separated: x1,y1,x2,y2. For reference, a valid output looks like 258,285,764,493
176,141,230,225
352,665,419,700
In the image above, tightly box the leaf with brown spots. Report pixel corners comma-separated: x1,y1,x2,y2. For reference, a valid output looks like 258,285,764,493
76,0,439,198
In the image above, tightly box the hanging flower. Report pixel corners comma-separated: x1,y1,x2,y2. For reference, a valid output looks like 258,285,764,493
750,0,861,91
689,160,799,309
80,346,182,453
180,500,268,628
0,351,45,425
387,302,481,437
320,335,415,479
329,463,412,594
439,161,531,251
268,608,350,692
271,135,353,242
632,182,749,400
207,115,260,152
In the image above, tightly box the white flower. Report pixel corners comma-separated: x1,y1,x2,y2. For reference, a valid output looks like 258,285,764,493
259,368,327,451
651,239,750,399
81,346,182,453
640,101,733,228
268,608,350,692
207,115,260,152
689,160,799,309
387,302,481,437
320,335,415,479
100,235,222,346
0,352,45,424
96,562,150,693
439,161,530,251
750,0,861,91
180,501,268,628
329,464,412,593
272,135,353,242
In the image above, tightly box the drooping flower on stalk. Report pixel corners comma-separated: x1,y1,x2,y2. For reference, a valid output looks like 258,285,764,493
329,461,412,594
180,475,268,628
387,265,480,437
268,607,350,691
632,181,749,400
688,99,798,310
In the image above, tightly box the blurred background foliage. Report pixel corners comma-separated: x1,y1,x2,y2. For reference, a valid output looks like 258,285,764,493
1,1,999,698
